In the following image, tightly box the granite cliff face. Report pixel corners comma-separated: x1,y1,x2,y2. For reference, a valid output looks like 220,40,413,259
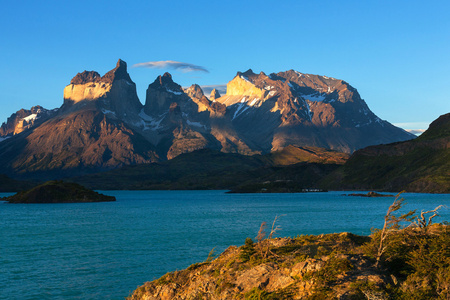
0,60,158,178
0,60,415,179
62,59,143,120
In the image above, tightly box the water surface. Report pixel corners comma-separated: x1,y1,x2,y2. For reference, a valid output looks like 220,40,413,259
1,191,448,299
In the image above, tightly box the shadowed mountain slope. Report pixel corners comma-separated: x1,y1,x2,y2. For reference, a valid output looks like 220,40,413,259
321,113,450,193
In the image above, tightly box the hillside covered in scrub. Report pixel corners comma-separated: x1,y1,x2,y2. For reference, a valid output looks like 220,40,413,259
322,112,450,193
128,204,449,299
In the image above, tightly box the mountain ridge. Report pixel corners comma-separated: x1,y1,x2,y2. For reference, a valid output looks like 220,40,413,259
0,59,414,179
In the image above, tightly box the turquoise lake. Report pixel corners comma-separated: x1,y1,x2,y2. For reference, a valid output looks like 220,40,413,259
1,191,449,299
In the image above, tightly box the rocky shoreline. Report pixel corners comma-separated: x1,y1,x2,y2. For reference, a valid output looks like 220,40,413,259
127,224,449,299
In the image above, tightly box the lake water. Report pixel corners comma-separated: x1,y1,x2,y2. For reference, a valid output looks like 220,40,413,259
0,191,449,299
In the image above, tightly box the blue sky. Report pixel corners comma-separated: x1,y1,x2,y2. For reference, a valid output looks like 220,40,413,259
1,0,449,131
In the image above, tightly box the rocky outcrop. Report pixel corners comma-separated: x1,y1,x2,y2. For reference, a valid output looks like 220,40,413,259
129,224,450,299
0,106,57,137
127,233,391,300
144,72,186,114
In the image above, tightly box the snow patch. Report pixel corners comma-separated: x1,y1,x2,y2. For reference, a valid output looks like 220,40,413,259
0,136,11,143
302,93,326,102
304,100,312,121
186,119,206,129
23,114,37,122
240,75,250,83
232,103,250,120
166,88,183,95
101,109,116,116
138,109,164,130
249,98,259,107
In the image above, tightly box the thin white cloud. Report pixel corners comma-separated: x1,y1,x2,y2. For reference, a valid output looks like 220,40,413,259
132,60,209,73
200,84,227,96
405,129,426,136
393,122,430,129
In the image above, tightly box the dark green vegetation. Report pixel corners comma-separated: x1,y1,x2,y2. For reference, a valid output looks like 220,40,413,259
129,201,449,299
322,112,450,193
2,180,115,203
71,148,344,191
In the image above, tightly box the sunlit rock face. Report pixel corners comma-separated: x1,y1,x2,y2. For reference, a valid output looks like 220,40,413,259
63,71,110,102
209,89,221,101
62,59,142,119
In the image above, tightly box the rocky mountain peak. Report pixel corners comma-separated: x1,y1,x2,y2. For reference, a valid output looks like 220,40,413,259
185,84,204,100
144,73,187,115
210,89,221,101
101,59,133,84
226,71,266,98
70,71,101,85
241,69,255,77
149,72,182,92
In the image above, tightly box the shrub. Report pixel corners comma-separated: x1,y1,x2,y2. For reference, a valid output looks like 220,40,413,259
240,237,256,262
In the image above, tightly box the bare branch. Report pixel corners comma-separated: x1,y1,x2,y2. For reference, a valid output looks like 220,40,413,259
269,215,285,239
256,222,267,243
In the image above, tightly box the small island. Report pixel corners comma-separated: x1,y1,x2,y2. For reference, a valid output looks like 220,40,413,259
1,180,116,203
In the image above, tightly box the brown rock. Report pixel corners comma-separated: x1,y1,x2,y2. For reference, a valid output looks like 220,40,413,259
210,88,221,101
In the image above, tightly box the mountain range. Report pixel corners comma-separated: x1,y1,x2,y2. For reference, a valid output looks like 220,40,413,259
0,59,413,179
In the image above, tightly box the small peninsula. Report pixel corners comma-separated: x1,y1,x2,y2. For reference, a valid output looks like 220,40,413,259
1,180,116,203
128,224,449,299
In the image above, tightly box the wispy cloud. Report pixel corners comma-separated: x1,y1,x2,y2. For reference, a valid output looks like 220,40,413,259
200,84,227,96
393,122,430,129
132,60,209,73
405,129,426,136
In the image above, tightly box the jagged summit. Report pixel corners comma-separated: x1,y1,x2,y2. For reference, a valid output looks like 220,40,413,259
147,72,183,93
185,84,205,100
70,71,101,85
101,59,133,84
210,88,221,101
